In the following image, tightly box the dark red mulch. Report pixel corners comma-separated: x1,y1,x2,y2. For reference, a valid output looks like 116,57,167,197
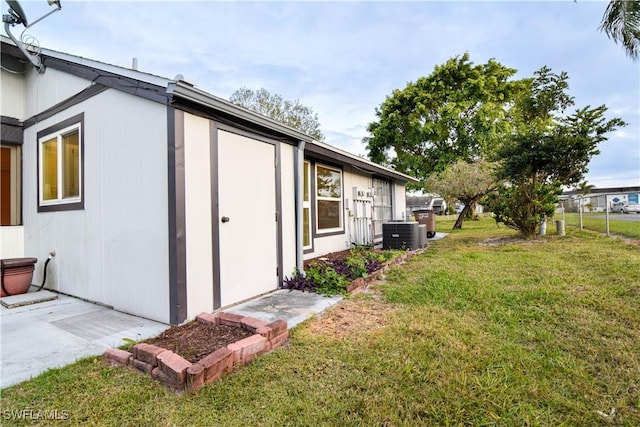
144,321,254,363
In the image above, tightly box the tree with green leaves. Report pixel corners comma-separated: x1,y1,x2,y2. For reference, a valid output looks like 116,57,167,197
575,181,595,196
230,87,325,140
425,160,499,229
599,0,640,60
490,67,626,238
573,181,595,212
364,54,524,188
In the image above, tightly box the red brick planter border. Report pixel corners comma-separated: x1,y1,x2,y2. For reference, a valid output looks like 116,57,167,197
104,312,288,393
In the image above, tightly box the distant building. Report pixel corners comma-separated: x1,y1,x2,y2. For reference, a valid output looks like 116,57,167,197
561,186,640,212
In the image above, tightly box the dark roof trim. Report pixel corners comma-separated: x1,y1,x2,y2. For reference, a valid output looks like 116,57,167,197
3,37,417,184
171,97,301,145
172,83,418,183
42,56,169,105
23,83,109,129
1,116,23,145
305,141,418,183
562,186,640,196
171,82,314,144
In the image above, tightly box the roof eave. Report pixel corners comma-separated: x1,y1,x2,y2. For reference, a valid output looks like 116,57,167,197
172,82,418,184
306,139,419,183
171,81,314,143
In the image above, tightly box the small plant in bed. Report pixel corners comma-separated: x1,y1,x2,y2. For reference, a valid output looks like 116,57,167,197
284,247,400,296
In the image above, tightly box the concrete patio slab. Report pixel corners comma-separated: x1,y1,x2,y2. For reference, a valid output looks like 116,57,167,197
0,292,168,389
1,289,58,308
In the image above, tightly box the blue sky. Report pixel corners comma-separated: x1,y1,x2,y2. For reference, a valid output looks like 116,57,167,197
7,0,639,188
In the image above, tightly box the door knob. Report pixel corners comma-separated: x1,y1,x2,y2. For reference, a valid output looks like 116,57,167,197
221,216,230,223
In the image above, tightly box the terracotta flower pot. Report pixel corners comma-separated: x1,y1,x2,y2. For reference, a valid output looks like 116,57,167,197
1,258,37,297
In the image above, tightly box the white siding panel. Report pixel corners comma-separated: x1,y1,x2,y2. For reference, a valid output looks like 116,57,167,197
99,92,169,322
394,182,407,220
23,89,170,323
280,144,297,277
24,68,94,119
0,226,24,259
183,113,214,319
1,68,26,119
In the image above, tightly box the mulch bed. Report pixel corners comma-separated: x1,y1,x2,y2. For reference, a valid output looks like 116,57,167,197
145,250,366,364
144,321,253,363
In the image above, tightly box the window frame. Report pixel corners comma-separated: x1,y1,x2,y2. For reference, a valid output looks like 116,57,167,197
37,114,84,212
372,177,393,238
315,163,343,234
302,160,312,249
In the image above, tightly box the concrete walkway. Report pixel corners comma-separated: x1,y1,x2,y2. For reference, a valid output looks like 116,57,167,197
226,289,342,328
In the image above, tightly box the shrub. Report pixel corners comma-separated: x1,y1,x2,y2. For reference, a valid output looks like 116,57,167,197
283,248,401,296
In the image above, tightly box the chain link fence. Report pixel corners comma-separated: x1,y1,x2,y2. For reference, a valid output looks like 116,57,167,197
558,191,640,238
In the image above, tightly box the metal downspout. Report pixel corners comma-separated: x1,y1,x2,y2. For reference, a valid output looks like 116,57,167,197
295,140,305,274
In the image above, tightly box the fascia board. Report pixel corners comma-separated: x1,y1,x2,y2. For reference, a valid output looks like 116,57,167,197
306,139,420,184
171,82,314,143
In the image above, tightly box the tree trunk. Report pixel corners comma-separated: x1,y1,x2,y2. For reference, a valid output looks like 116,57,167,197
453,204,473,229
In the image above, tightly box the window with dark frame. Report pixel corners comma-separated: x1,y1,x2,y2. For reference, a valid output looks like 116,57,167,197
315,163,342,232
37,114,84,212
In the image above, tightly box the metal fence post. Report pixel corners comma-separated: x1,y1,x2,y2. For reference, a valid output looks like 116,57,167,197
579,196,583,229
605,194,610,236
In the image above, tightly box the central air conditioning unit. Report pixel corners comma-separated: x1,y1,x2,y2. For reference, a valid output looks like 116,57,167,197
382,221,420,250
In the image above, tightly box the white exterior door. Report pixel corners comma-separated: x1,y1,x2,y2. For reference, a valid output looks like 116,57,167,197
217,130,278,307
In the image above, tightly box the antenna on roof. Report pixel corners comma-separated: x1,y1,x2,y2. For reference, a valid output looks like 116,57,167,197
3,0,62,73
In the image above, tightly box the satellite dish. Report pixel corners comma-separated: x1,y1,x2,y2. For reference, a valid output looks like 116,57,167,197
6,0,28,26
2,0,62,73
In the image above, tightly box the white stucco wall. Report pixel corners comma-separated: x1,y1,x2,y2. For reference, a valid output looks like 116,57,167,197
22,85,170,323
183,112,214,319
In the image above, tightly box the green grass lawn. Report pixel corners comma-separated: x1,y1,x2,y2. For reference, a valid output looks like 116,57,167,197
563,212,640,239
2,219,639,426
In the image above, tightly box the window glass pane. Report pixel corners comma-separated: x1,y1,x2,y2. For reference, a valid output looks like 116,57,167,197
42,138,58,200
303,162,309,202
317,200,340,229
62,130,80,198
303,207,311,247
373,178,392,237
316,166,341,198
373,178,391,207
